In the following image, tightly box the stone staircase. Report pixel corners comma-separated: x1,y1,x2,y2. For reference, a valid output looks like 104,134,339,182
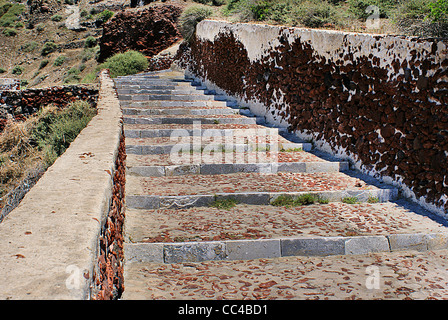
114,70,448,300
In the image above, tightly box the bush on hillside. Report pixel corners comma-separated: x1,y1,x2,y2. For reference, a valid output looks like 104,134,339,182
41,42,59,56
96,50,149,78
179,5,213,41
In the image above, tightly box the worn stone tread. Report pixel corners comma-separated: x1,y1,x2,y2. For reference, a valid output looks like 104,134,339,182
122,249,448,300
124,203,448,244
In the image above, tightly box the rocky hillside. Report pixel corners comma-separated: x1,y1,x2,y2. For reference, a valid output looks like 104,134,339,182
0,0,186,88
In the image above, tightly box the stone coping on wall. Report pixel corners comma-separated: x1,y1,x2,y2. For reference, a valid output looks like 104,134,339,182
0,70,123,300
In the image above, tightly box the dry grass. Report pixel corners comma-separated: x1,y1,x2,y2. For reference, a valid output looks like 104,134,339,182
0,114,45,206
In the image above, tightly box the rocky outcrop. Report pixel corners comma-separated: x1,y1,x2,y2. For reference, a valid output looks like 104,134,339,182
98,5,182,62
26,0,62,27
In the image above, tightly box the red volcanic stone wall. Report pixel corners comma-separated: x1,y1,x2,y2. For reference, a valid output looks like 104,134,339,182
98,5,182,62
179,21,448,214
93,130,126,300
0,85,98,132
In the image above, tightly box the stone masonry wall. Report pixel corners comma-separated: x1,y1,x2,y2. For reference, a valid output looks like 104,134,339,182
93,129,126,300
0,85,99,132
179,20,448,216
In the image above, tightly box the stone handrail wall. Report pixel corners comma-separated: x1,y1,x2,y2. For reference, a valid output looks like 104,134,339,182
179,20,448,217
0,70,124,299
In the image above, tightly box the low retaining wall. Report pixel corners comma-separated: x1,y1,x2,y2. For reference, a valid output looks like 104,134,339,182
0,70,124,300
179,20,448,217
0,85,99,132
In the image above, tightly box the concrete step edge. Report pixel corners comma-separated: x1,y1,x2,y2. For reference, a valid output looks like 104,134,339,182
126,161,350,176
123,232,448,263
125,142,307,155
125,189,399,210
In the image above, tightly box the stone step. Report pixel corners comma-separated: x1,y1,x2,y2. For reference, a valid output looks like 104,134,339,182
125,171,399,209
122,115,258,125
122,107,240,116
125,202,447,244
118,93,228,102
119,100,237,108
117,88,214,95
123,123,289,138
125,133,305,155
123,248,448,300
124,201,448,263
127,161,348,177
114,80,200,88
125,150,340,167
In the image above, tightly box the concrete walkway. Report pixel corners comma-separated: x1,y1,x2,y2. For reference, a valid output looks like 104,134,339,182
116,69,448,299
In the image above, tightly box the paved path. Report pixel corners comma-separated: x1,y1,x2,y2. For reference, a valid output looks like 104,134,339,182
115,69,448,300
65,4,81,30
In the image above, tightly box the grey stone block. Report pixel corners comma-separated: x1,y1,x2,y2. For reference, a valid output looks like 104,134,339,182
388,233,427,252
125,145,142,154
215,192,270,205
165,165,200,176
226,239,281,261
276,162,307,173
124,243,164,263
126,195,160,209
306,162,340,173
344,236,390,255
164,241,226,263
339,161,350,171
425,233,448,250
159,195,214,209
127,166,165,177
281,237,346,256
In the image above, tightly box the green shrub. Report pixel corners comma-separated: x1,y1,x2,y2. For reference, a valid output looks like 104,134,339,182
271,193,328,207
0,67,6,74
84,36,97,48
0,3,25,27
212,0,226,5
428,0,448,22
341,196,359,204
39,59,49,70
96,9,114,24
51,14,63,22
11,65,23,75
36,23,45,32
21,41,39,53
2,27,16,36
15,21,24,28
81,71,97,83
96,50,149,78
30,101,97,166
348,0,397,20
210,197,238,210
63,74,81,84
294,1,342,28
53,55,67,66
41,42,58,56
179,5,213,41
81,47,97,62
